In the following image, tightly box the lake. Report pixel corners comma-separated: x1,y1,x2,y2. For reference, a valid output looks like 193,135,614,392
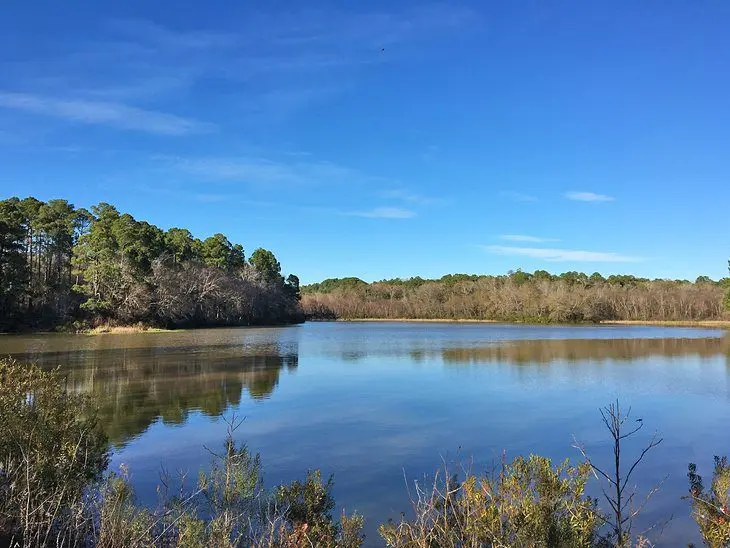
3,322,729,546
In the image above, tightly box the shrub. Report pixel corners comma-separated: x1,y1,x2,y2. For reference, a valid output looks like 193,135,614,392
94,467,155,547
193,427,270,546
379,455,601,547
0,359,108,547
90,424,363,548
688,456,730,548
276,469,363,547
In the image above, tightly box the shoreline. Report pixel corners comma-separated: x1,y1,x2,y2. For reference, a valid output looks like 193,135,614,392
6,319,730,335
335,318,499,324
0,325,173,336
331,318,730,328
81,325,174,335
598,320,730,328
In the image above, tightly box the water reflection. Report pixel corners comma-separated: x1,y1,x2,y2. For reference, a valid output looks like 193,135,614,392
317,332,730,366
2,324,729,546
4,328,728,450
442,336,730,365
10,341,298,446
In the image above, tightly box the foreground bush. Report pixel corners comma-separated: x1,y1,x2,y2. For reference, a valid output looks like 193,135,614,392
276,469,363,547
379,455,601,547
688,457,730,548
0,360,361,547
89,434,363,548
0,359,108,547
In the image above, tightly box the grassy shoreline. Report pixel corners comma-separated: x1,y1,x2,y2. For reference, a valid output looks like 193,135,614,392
335,318,499,324
0,324,174,336
82,324,174,335
332,318,730,328
599,319,730,328
10,318,729,335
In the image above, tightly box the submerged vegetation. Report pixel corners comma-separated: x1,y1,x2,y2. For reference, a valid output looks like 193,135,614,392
0,196,302,332
1,358,728,547
303,271,730,323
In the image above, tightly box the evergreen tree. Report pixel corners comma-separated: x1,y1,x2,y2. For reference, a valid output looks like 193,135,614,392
250,248,282,284
0,199,29,329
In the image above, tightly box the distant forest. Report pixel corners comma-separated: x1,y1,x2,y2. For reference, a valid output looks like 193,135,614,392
0,197,302,331
302,271,730,323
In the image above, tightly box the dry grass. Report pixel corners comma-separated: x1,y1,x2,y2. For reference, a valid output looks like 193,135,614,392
599,320,730,328
337,318,499,324
83,323,173,335
338,318,730,328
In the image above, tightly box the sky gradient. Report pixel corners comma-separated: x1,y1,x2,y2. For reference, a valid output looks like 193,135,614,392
2,1,729,283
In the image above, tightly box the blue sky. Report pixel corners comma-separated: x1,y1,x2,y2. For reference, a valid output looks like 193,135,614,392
1,1,729,283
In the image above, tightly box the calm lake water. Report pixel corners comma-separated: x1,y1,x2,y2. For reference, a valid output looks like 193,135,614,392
3,322,729,546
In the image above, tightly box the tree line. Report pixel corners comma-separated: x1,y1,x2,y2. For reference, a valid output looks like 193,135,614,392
302,270,730,322
0,196,302,331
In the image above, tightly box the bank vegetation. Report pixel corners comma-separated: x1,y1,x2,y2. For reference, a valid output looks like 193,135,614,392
302,271,730,323
0,197,302,332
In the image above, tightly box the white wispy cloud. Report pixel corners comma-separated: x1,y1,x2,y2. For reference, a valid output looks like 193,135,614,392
0,129,30,146
170,157,303,184
0,91,213,135
108,18,238,50
236,4,476,53
193,193,229,203
349,207,416,219
164,156,359,186
500,190,538,202
380,189,439,205
565,191,615,202
499,235,558,243
160,154,426,218
77,76,192,102
6,5,478,130
247,86,345,120
132,185,278,208
484,245,640,262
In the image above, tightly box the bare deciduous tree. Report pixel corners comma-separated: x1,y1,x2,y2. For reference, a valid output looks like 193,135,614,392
574,401,666,547
303,275,726,323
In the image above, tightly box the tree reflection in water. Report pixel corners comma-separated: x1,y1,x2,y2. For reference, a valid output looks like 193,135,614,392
8,332,729,448
441,336,730,365
11,342,298,447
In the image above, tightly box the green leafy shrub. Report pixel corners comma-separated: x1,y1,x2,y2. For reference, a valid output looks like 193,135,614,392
276,469,363,547
379,455,601,547
95,467,155,547
89,425,363,548
688,456,730,547
0,359,108,546
195,429,268,546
